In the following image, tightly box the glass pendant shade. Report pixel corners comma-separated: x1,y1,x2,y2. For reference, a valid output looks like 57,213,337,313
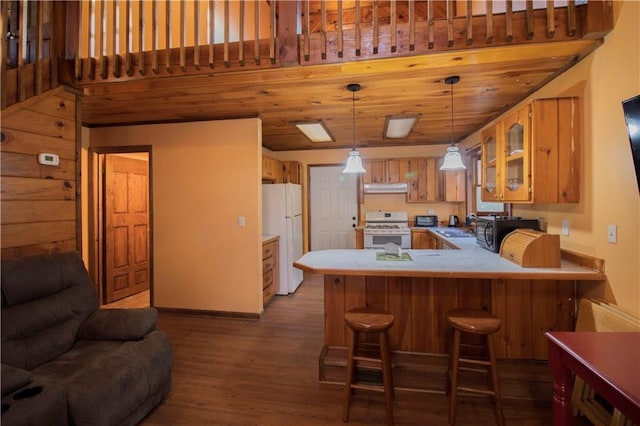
439,145,466,170
440,75,467,171
343,150,367,173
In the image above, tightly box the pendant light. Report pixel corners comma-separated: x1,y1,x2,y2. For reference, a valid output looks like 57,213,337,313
439,75,467,171
342,83,367,174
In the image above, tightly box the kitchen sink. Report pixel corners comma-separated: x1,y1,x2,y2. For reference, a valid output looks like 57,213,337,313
435,229,476,238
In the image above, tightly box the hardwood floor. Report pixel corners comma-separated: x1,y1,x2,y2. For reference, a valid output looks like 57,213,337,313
141,273,579,425
102,289,150,309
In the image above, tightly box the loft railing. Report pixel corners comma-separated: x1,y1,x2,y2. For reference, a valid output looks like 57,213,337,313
1,1,612,108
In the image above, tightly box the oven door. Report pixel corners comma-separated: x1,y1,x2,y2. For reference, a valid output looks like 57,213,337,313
364,232,411,249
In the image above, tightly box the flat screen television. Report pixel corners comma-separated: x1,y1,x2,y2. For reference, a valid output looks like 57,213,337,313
622,94,640,192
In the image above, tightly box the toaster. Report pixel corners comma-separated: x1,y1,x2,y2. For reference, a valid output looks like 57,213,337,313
415,215,438,227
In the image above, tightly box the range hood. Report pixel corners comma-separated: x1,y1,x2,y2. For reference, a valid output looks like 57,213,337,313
363,182,409,194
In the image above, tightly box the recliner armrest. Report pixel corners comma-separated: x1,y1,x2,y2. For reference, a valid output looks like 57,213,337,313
1,364,33,397
77,308,158,341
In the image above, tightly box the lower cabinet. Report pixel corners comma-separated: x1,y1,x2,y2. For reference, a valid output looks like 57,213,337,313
411,229,456,249
262,237,279,306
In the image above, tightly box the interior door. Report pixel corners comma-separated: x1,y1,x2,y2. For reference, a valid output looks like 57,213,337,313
310,165,358,250
104,154,150,303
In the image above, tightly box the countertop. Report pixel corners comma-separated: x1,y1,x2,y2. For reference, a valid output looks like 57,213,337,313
294,228,605,280
262,234,279,244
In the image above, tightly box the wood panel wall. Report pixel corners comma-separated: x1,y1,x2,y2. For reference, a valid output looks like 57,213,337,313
1,87,79,258
324,274,574,360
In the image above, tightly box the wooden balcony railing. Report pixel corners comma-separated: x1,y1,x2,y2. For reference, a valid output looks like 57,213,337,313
1,1,613,108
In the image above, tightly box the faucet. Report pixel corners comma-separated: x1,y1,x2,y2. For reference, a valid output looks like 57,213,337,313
465,212,477,226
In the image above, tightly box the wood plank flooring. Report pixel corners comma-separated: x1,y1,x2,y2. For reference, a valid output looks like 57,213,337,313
141,273,584,425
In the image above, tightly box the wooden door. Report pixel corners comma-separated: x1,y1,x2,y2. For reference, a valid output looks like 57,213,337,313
104,155,150,303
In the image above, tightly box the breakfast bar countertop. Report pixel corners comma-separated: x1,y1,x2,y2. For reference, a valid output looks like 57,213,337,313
293,245,606,281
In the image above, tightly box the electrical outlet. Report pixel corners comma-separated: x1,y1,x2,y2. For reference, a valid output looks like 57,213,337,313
238,216,245,227
561,220,569,236
607,224,617,244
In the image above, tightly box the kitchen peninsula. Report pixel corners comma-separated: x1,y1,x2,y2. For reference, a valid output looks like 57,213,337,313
293,236,606,362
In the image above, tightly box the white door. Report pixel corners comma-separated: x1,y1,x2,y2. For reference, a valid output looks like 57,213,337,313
310,166,359,250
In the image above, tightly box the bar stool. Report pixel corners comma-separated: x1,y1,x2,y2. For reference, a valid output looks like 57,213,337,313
343,307,395,426
446,308,504,426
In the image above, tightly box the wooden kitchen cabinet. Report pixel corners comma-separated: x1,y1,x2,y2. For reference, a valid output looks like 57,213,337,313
407,157,438,202
438,159,466,202
481,97,580,203
362,159,410,184
262,154,283,183
282,161,301,184
262,237,279,306
411,229,437,249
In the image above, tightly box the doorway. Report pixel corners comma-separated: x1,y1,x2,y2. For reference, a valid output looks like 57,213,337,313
89,147,152,308
309,165,359,250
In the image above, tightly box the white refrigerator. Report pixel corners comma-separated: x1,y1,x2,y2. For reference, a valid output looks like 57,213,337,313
262,183,304,295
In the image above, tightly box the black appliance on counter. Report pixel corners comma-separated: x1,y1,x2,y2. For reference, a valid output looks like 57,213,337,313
414,215,438,227
476,216,540,252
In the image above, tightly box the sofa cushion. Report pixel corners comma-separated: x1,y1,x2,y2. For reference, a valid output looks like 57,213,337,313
77,308,158,341
1,252,99,370
1,364,32,397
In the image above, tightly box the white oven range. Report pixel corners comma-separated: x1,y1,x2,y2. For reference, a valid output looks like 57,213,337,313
363,211,411,249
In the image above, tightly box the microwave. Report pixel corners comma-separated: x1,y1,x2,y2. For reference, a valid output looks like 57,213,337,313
476,216,540,252
415,215,438,227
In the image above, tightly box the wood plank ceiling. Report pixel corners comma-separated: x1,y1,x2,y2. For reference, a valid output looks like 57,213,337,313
79,1,602,152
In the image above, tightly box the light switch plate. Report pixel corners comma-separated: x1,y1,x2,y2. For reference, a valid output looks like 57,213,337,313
607,224,617,243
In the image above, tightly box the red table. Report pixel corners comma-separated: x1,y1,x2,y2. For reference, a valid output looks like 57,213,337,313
545,332,640,425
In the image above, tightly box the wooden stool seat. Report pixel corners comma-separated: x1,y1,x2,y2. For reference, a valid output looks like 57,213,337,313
343,307,395,426
446,308,504,426
447,308,501,335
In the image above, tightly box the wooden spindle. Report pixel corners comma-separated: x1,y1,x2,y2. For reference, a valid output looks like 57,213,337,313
0,1,8,108
112,0,121,78
17,0,25,102
239,0,245,65
466,0,473,45
75,0,83,79
139,0,145,75
337,1,343,58
446,0,453,47
165,0,172,73
125,0,133,76
270,0,276,64
427,0,434,49
35,0,43,94
391,0,397,52
99,0,108,79
567,0,576,36
526,0,534,40
372,0,379,54
194,1,200,69
303,0,310,61
506,0,513,42
224,0,230,67
486,0,494,44
87,0,95,79
152,0,158,74
254,0,260,65
355,0,361,56
320,0,326,59
546,1,555,38
180,0,186,71
209,0,215,67
409,0,415,51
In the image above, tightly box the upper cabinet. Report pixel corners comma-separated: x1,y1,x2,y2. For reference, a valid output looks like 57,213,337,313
407,158,438,202
262,154,283,182
362,159,410,184
481,97,580,203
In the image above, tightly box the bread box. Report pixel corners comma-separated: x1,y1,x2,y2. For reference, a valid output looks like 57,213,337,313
499,229,561,267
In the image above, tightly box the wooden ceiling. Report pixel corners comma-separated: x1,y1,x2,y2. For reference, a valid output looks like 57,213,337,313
81,38,597,152
78,0,605,152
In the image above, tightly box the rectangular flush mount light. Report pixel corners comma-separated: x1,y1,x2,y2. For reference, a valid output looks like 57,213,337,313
295,121,335,143
384,115,419,139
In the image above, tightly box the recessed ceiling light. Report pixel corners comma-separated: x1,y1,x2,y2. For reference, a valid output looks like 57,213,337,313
294,121,335,143
383,115,419,139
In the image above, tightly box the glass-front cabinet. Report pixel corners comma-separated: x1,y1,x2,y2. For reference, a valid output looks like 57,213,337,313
502,107,530,201
480,97,581,204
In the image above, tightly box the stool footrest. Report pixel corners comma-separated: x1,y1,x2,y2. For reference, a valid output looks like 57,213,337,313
457,386,498,397
353,355,383,364
459,357,491,367
350,383,386,393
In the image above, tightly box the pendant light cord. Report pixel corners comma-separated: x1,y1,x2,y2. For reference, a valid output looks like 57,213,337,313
450,80,454,147
352,89,356,151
